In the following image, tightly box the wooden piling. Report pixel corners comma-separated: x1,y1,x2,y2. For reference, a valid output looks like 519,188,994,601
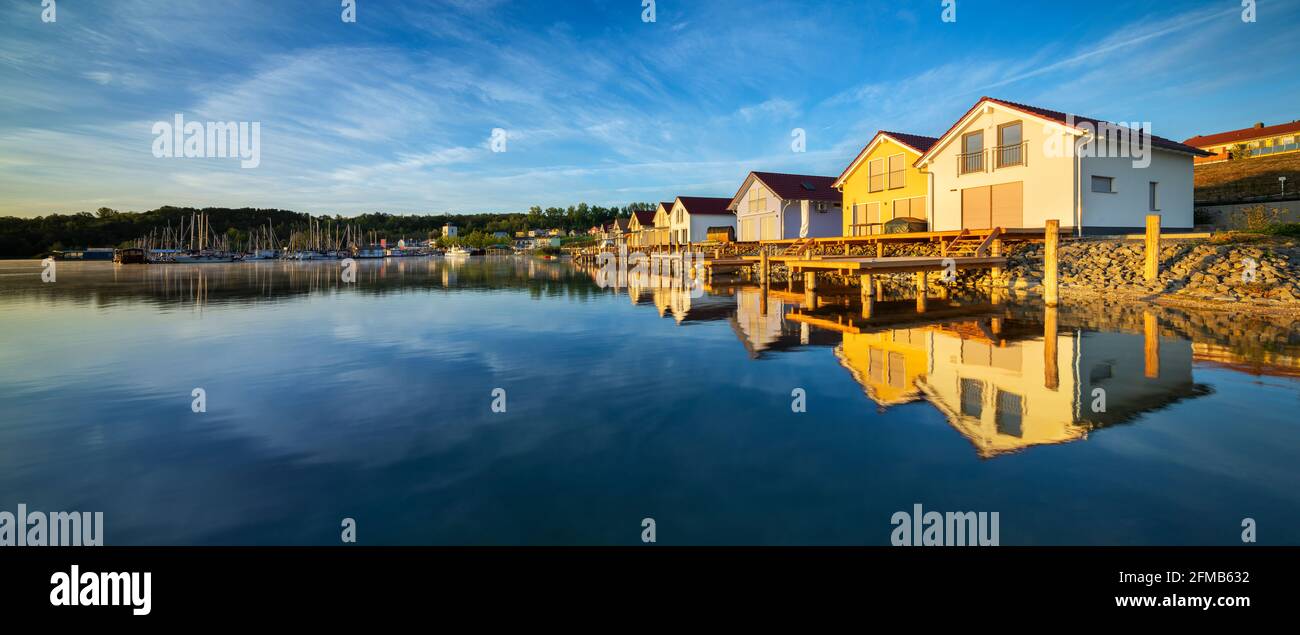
804,271,818,309
760,249,770,286
1144,214,1160,283
1144,310,1160,378
876,242,884,258
860,274,874,318
1044,305,1059,390
1044,219,1059,307
990,237,1003,278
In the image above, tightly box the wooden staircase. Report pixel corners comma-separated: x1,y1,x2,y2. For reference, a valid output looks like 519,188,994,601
943,228,1002,257
782,237,814,257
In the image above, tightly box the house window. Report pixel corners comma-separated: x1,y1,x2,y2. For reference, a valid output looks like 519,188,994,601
1091,175,1115,193
747,185,766,214
995,390,1023,437
887,153,906,189
959,378,984,418
868,158,885,192
960,130,984,174
996,121,1023,168
1148,182,1159,211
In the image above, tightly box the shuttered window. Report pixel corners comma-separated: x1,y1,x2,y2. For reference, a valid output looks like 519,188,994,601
887,154,906,189
868,159,885,192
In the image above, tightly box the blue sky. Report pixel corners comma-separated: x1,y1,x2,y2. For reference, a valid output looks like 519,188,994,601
1,0,1298,217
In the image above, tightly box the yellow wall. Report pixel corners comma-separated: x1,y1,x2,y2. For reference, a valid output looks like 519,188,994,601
839,137,929,236
837,328,930,406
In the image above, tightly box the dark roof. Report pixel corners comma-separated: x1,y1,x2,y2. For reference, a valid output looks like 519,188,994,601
834,131,938,186
879,131,939,154
676,196,734,216
750,172,841,202
1184,120,1300,147
921,97,1211,161
658,201,675,210
630,210,656,226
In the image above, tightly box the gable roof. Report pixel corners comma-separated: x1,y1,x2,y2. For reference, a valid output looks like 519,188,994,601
916,96,1211,165
1183,120,1300,147
675,196,734,216
726,172,840,210
833,131,938,189
630,210,656,228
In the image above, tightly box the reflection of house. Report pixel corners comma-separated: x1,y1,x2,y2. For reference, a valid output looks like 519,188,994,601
728,172,842,241
728,287,838,357
827,314,1206,458
836,328,930,406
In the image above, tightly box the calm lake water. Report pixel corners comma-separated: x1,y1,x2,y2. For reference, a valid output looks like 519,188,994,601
1,256,1298,545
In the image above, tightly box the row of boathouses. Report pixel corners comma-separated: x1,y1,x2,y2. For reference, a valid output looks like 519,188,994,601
592,96,1211,249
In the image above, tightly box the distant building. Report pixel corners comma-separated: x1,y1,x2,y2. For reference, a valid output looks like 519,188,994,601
442,223,459,238
668,196,736,244
1184,120,1300,164
728,172,841,241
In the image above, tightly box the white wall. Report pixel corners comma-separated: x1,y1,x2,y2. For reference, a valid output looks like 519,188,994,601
926,105,1077,232
1082,149,1196,230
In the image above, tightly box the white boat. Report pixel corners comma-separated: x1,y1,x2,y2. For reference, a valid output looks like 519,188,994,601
446,246,472,258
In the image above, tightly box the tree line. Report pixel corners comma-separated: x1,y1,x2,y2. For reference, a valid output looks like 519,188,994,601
0,203,656,258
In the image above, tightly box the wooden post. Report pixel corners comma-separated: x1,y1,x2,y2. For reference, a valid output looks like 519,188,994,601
990,238,1003,278
875,279,884,301
915,271,927,313
1144,214,1160,283
1044,219,1059,307
876,242,884,258
760,285,768,316
1044,305,1059,390
1144,310,1160,378
804,271,818,308
844,242,851,256
760,249,770,286
860,274,874,318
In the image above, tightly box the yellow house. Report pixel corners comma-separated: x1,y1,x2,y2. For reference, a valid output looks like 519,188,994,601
626,210,657,249
833,131,938,236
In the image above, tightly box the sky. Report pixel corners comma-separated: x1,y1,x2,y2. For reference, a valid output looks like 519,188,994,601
1,0,1298,218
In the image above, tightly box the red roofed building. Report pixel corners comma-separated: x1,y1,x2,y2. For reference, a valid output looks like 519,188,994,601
1183,120,1300,164
726,172,843,241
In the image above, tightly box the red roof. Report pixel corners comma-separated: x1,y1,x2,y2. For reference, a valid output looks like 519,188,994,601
630,210,656,226
751,172,841,202
1183,120,1300,148
676,196,734,216
919,97,1211,162
834,131,938,187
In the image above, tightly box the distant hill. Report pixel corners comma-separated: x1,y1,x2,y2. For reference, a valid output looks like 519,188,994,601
1194,153,1300,204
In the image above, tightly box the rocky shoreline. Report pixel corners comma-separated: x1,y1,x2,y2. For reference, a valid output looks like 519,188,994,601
747,236,1300,314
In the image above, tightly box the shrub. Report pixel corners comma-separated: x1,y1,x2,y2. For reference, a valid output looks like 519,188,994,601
1230,205,1282,232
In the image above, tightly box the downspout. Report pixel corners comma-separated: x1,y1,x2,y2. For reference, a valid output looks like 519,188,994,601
1075,133,1084,236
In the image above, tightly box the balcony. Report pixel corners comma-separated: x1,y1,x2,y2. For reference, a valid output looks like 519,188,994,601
995,141,1027,169
958,150,985,175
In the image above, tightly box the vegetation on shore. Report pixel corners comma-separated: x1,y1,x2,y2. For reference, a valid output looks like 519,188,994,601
0,202,652,259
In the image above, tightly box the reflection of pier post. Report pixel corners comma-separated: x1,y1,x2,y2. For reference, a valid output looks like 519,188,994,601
760,284,768,316
1144,310,1160,378
1044,219,1059,307
804,271,818,308
860,273,873,318
1044,305,1058,390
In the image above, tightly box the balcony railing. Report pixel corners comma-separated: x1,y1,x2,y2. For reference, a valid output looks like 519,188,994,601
995,141,1027,169
958,150,985,175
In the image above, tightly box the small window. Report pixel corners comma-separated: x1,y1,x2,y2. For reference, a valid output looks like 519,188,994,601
868,158,885,192
960,379,984,418
887,154,906,189
1091,176,1115,193
1148,182,1159,211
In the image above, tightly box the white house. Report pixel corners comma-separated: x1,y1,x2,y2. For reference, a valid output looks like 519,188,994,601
442,223,459,238
666,196,735,245
727,172,842,241
915,97,1211,235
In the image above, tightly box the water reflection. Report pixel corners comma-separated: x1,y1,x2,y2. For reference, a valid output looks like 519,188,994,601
2,258,1298,544
578,263,1291,460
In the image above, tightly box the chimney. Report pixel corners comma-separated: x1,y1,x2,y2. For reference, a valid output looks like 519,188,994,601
1254,122,1265,128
